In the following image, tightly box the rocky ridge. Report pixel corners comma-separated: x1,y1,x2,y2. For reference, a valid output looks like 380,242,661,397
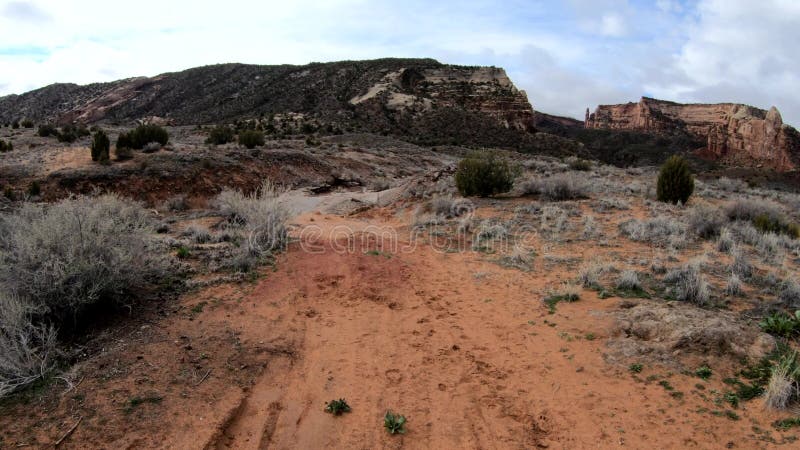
585,97,800,171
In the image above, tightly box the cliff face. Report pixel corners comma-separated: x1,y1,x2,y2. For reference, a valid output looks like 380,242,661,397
0,59,534,132
585,97,800,171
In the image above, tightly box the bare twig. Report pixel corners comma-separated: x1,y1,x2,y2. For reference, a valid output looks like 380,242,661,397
54,417,82,447
195,369,212,386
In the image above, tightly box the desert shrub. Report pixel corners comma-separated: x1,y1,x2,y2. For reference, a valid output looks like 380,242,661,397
431,195,472,218
725,273,743,296
757,233,783,263
522,173,589,201
472,221,508,250
238,130,265,149
656,155,694,204
324,398,351,416
455,151,518,197
714,177,747,192
0,139,12,152
0,292,57,397
117,124,169,150
0,194,166,324
616,270,642,291
114,145,133,161
730,248,753,279
717,227,735,253
567,157,591,171
214,180,291,260
664,261,710,306
56,124,89,143
11,120,19,129
164,194,188,212
205,125,235,145
384,411,406,435
754,214,800,239
142,142,162,153
20,119,34,128
780,281,800,309
27,181,40,197
619,216,686,248
37,124,58,137
577,259,610,288
764,351,800,410
687,204,726,239
182,226,211,244
90,130,110,162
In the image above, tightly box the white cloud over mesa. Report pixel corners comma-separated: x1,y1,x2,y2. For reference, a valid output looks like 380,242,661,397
1,0,799,125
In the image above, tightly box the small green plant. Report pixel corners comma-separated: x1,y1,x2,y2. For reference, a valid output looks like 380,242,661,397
37,124,58,137
20,119,34,128
324,398,352,416
759,311,800,337
568,158,591,171
0,139,11,152
629,363,643,373
695,366,713,380
658,380,674,391
656,155,694,204
91,129,110,162
239,130,265,149
773,417,800,430
176,246,190,259
455,151,519,197
124,394,163,414
3,186,14,200
384,411,406,435
584,333,596,341
117,124,169,150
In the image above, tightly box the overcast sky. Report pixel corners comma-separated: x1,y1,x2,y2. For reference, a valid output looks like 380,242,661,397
1,0,799,125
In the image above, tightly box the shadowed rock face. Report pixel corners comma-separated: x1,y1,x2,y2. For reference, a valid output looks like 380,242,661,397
0,58,534,135
586,97,800,171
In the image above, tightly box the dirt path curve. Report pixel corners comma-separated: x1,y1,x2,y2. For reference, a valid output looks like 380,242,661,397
194,208,778,449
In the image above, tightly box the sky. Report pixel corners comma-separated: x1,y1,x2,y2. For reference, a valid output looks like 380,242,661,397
2,0,800,125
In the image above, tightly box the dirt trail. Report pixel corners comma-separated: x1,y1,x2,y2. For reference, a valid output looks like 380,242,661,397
191,210,785,449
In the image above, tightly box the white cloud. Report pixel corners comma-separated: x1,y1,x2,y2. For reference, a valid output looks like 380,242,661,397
0,0,799,125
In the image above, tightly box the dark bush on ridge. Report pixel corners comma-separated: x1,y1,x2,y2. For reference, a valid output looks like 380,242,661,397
455,151,518,197
238,130,265,149
657,155,694,204
117,124,169,150
205,125,235,145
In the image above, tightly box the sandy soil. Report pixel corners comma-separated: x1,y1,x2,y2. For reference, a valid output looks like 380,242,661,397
1,190,796,449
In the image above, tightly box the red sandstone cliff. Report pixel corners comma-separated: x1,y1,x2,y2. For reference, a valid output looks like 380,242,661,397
586,97,800,171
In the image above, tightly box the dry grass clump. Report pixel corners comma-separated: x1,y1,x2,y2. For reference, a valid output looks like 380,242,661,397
780,280,800,309
717,227,735,253
714,177,748,193
593,197,630,212
182,225,212,244
664,261,710,306
521,173,589,201
764,351,800,410
0,194,167,396
725,273,743,296
431,195,472,218
215,180,291,259
577,259,612,288
729,247,753,279
687,204,726,239
472,221,509,251
619,216,686,248
616,270,642,291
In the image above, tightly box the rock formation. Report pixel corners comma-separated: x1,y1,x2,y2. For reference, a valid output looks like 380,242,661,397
586,97,800,171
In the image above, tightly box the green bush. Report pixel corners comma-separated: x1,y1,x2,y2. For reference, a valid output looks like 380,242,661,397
239,130,265,149
205,125,235,145
91,130,110,162
11,121,19,129
0,139,12,152
114,145,133,161
27,181,41,197
117,124,169,150
455,151,519,197
20,119,34,128
37,124,58,137
56,124,89,143
753,214,800,239
657,155,694,204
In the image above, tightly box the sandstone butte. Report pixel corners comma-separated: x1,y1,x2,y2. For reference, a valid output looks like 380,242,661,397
585,97,800,171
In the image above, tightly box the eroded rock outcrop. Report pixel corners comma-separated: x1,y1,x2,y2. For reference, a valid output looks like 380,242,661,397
586,97,800,171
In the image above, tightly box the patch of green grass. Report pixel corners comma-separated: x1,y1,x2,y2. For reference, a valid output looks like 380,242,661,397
670,391,684,399
324,398,351,416
124,394,163,414
658,380,674,391
613,286,652,299
584,333,596,341
544,292,579,313
365,249,392,258
695,366,713,380
628,363,643,373
384,411,406,435
190,301,207,314
773,417,800,431
176,246,190,259
723,391,740,408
